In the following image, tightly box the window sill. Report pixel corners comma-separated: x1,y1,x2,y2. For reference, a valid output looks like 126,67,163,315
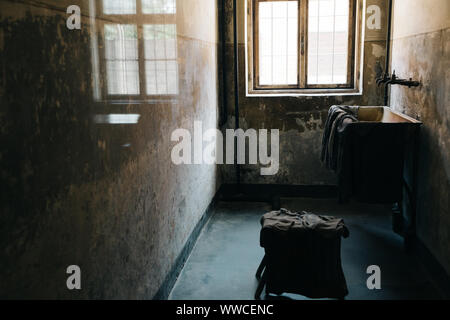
246,88,363,97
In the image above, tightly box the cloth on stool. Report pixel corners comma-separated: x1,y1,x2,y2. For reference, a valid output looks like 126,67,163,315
260,208,349,299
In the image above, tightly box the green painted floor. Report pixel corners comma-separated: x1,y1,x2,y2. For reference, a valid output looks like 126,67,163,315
169,199,441,300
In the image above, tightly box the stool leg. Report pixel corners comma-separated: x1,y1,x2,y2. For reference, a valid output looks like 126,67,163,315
254,270,266,300
255,255,267,280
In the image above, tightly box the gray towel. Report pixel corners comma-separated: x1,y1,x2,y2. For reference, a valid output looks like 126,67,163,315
321,105,359,171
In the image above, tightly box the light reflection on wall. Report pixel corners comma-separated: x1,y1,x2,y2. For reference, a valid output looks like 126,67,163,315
144,24,178,95
142,0,176,14
90,0,179,102
94,114,141,124
105,24,140,95
89,0,101,101
103,0,137,14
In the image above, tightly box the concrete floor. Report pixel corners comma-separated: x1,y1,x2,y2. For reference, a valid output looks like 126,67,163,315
169,199,441,300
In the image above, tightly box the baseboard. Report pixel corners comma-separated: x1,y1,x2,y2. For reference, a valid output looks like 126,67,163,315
220,184,338,202
152,190,220,300
413,238,450,299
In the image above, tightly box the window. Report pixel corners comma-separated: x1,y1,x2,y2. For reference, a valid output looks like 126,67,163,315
93,0,178,101
247,0,362,95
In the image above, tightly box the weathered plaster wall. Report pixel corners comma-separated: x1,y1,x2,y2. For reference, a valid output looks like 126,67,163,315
390,0,450,273
0,0,220,299
222,0,387,185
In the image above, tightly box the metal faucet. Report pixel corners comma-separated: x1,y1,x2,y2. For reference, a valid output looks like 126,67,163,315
376,73,391,86
376,70,420,88
389,71,421,88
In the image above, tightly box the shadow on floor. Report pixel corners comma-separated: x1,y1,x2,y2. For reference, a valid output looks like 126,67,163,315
169,199,441,300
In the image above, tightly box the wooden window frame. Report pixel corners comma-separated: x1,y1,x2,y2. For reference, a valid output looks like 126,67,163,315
94,0,178,102
247,0,363,95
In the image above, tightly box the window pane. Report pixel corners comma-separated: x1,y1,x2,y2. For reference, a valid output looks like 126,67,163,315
145,61,157,94
104,25,139,95
106,61,140,95
259,1,298,86
144,24,177,60
166,60,178,94
308,0,349,85
105,24,138,60
144,24,178,95
142,0,176,14
145,60,178,95
103,0,136,14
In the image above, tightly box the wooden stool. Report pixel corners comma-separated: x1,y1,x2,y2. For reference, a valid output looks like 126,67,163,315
255,209,349,300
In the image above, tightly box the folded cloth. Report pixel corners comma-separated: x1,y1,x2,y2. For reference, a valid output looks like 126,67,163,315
260,208,349,246
259,209,350,299
321,105,359,172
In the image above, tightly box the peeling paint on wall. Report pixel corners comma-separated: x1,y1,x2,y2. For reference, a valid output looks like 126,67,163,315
372,43,385,58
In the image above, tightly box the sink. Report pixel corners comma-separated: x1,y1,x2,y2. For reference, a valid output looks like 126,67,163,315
357,106,421,124
338,106,422,204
